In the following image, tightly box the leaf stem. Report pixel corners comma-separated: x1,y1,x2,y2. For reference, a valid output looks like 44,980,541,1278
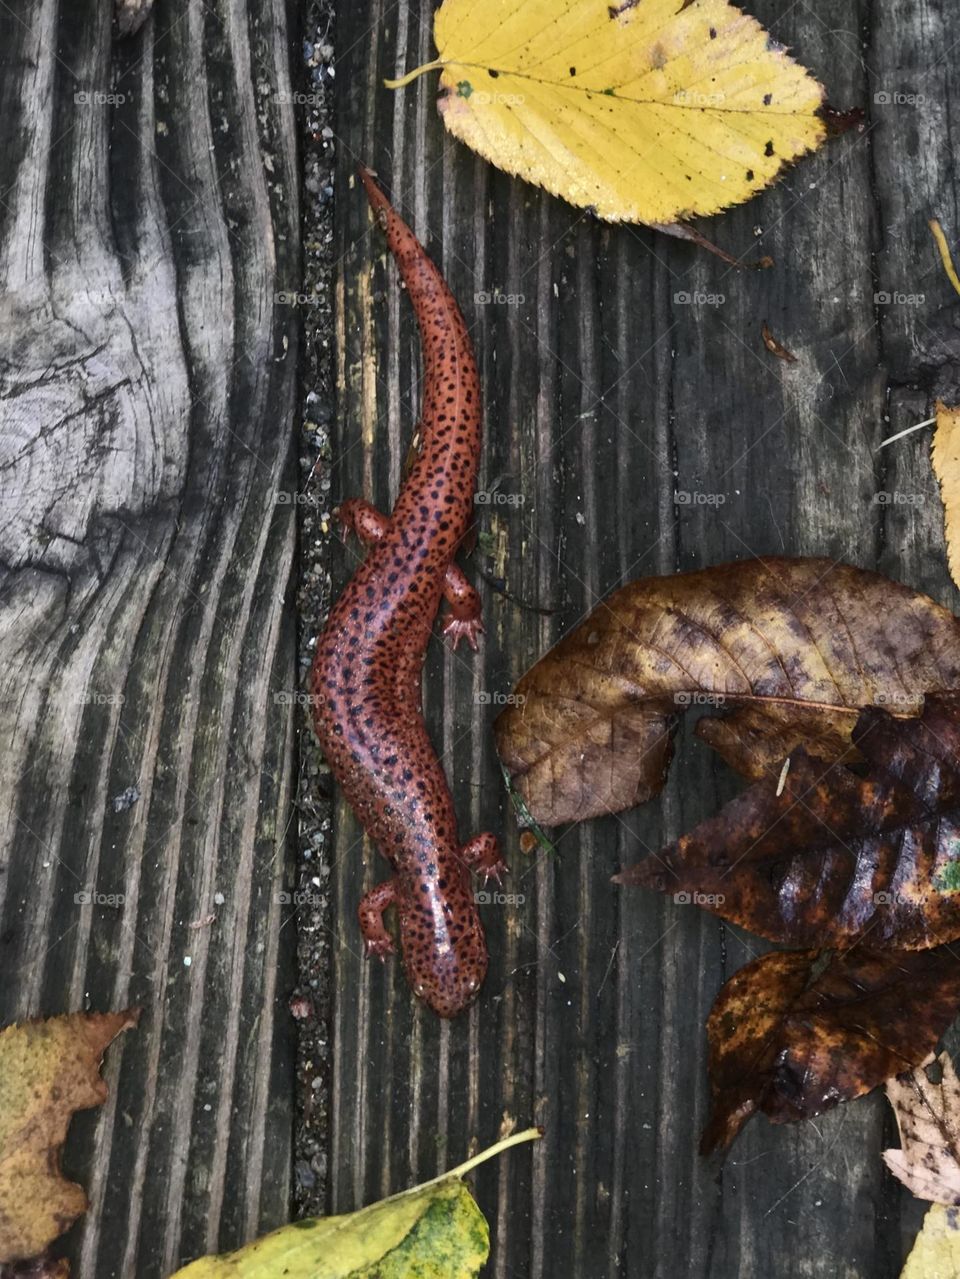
446,1127,543,1180
407,1127,543,1197
384,60,444,89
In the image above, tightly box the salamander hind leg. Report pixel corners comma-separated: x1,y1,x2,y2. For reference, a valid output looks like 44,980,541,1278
441,563,484,651
337,498,391,546
359,877,398,958
459,832,508,885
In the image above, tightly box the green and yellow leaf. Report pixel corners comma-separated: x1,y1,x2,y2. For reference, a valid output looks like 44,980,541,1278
171,1128,542,1279
386,0,826,225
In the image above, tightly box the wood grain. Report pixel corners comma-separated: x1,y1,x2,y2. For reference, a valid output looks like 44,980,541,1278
326,2,960,1275
0,0,299,1273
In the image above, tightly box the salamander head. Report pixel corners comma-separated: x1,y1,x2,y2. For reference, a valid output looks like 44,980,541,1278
401,894,488,1018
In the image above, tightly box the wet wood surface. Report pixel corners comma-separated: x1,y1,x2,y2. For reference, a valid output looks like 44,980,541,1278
0,1,300,1274
326,1,960,1275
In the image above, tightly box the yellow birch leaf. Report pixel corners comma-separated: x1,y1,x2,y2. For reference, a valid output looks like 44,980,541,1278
932,401,960,592
386,0,827,225
0,1009,139,1263
170,1128,542,1279
900,1204,960,1279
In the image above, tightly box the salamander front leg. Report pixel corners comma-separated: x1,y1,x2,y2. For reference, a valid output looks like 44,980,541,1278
441,563,484,651
459,832,508,885
337,498,390,546
359,877,398,958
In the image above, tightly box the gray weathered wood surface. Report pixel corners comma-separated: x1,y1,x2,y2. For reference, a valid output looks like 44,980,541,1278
324,1,960,1275
0,0,299,1274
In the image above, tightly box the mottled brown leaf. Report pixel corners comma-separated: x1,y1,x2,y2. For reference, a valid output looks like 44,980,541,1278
702,946,960,1154
0,1010,139,1263
616,696,960,949
884,1052,960,1204
495,558,960,826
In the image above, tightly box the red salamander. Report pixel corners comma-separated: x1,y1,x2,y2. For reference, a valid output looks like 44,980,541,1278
310,169,506,1018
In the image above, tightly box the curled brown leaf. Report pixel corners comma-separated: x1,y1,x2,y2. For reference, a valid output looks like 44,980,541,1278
496,558,960,826
702,946,960,1154
615,696,960,950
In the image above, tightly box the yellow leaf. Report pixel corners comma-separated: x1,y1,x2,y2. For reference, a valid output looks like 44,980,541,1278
386,0,826,225
170,1128,542,1279
932,401,960,592
0,1009,139,1263
900,1204,960,1279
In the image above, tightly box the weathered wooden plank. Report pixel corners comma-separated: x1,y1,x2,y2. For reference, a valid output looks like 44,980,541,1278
325,1,960,1276
0,0,299,1273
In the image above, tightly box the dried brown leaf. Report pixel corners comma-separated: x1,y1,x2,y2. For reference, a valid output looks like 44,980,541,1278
496,558,960,826
702,946,960,1154
616,696,960,949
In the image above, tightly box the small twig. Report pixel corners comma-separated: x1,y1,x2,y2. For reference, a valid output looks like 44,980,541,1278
775,756,791,797
478,568,558,616
877,417,936,450
930,218,960,297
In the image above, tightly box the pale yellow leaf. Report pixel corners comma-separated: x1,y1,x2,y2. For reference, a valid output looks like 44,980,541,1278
885,1053,960,1206
932,401,960,592
387,0,826,225
900,1204,960,1279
